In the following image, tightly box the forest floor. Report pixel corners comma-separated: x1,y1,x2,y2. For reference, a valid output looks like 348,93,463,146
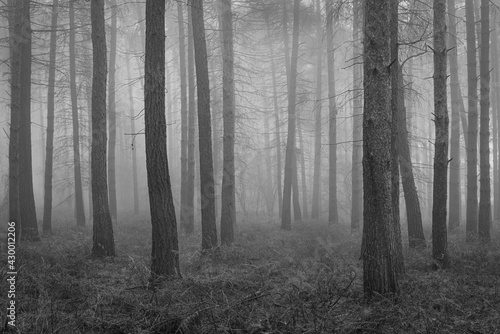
0,217,499,334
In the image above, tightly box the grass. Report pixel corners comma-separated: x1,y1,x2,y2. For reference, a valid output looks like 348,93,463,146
1,217,499,333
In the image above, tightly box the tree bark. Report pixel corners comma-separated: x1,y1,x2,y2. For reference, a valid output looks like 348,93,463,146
432,0,449,268
107,0,118,221
298,118,309,219
362,0,399,299
144,0,181,277
466,0,479,241
91,0,115,257
42,0,59,234
326,0,338,225
281,0,301,230
69,0,86,226
191,0,218,250
311,0,323,220
478,0,491,242
220,0,236,245
491,13,500,221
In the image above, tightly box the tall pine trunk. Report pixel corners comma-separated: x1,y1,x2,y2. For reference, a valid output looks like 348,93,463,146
220,0,236,245
69,0,86,226
326,0,338,225
281,0,301,230
311,0,322,220
478,0,491,242
144,0,181,277
466,0,479,241
125,53,139,215
91,0,115,257
432,0,449,268
42,0,59,233
191,0,218,250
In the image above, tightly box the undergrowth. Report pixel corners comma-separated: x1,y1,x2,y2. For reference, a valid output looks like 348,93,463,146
0,219,499,333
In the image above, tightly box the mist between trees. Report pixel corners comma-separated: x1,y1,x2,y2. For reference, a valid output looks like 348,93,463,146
1,1,500,331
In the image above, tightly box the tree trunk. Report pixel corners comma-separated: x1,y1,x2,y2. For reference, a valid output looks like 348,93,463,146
42,0,59,234
311,0,322,220
18,0,39,241
298,118,309,219
220,0,236,245
125,53,139,215
351,0,363,232
491,13,500,220
478,0,491,242
191,0,218,250
466,0,479,241
91,0,115,257
362,0,399,299
281,0,301,230
447,0,462,232
177,1,188,231
398,65,426,249
69,0,86,226
432,0,449,268
326,0,338,225
144,0,181,277
185,3,196,235
107,0,118,221
8,0,20,242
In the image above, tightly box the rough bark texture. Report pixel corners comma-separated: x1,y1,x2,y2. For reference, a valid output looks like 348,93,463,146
91,0,115,257
69,0,86,226
220,0,236,245
432,0,449,268
18,0,39,241
351,0,363,231
191,0,218,249
362,0,399,299
447,0,462,232
107,0,118,221
466,0,478,241
42,0,59,233
389,0,404,276
9,0,20,241
144,0,181,277
397,66,426,249
177,2,188,231
281,0,301,230
478,0,491,242
326,0,338,225
311,0,323,220
492,14,500,220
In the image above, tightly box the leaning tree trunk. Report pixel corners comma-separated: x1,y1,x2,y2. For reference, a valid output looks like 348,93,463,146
465,0,478,241
91,0,115,257
18,0,39,241
191,0,218,250
107,0,118,221
69,0,86,226
144,0,181,277
351,0,363,232
447,0,462,232
42,0,59,234
397,65,425,249
432,0,449,268
325,0,338,225
362,0,399,299
281,0,301,230
311,0,323,220
478,0,491,243
220,0,236,245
